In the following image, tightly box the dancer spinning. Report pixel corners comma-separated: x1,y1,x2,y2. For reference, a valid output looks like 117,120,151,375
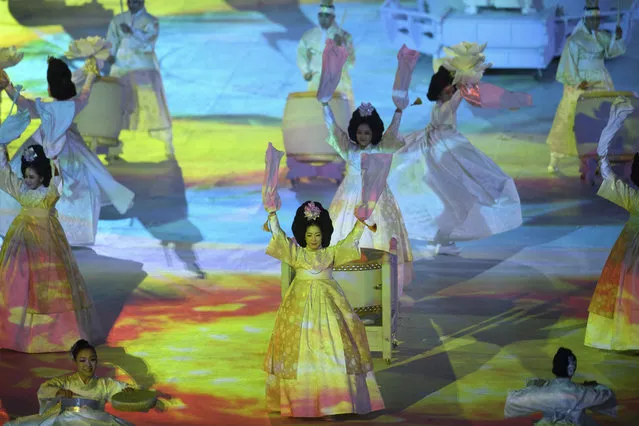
6,340,136,425
261,144,384,419
390,43,529,255
317,44,417,291
0,96,100,353
585,97,639,351
0,57,134,246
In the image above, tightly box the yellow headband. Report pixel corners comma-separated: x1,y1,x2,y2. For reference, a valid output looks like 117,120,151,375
319,4,335,15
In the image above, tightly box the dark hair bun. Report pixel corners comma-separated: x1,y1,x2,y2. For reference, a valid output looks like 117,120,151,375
71,339,96,360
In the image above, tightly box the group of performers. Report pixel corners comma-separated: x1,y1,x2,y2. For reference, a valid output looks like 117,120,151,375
260,0,635,422
0,0,635,424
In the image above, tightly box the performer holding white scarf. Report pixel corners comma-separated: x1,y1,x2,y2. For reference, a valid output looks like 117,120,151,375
546,2,625,173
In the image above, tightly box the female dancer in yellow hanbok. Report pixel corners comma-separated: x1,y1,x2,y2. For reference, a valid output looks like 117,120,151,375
585,97,639,351
263,201,384,419
6,339,135,425
0,131,100,352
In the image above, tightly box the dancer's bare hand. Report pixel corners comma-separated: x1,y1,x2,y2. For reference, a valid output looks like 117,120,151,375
333,34,344,46
578,81,589,90
304,71,313,81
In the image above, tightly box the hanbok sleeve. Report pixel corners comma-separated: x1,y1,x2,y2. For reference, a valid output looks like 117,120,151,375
296,37,311,77
73,58,98,114
130,19,159,50
601,30,626,59
37,376,69,414
504,386,552,418
106,18,120,56
0,146,21,200
556,39,581,87
379,110,405,152
323,103,351,160
4,84,39,118
333,221,365,267
265,213,298,266
582,384,617,415
344,32,355,70
597,177,639,214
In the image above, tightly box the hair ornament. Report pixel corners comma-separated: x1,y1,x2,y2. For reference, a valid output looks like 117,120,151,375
23,146,38,162
303,201,321,221
583,8,600,17
358,102,374,117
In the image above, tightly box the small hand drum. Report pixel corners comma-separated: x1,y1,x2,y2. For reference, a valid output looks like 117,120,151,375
111,390,157,412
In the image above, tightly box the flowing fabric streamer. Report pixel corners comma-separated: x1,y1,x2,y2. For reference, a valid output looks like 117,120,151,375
355,153,393,232
459,82,533,109
262,142,285,231
316,39,349,103
392,44,420,110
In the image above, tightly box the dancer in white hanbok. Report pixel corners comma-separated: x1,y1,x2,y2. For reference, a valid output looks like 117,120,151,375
321,101,413,290
504,348,617,426
390,45,529,255
0,58,134,246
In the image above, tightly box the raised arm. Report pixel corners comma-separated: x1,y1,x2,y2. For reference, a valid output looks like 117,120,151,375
603,29,625,59
0,146,22,200
73,58,99,113
322,102,351,159
380,108,405,152
333,219,366,266
4,83,39,118
264,212,298,266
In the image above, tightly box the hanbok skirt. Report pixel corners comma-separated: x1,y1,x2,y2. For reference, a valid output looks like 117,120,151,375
389,127,522,242
585,220,639,350
264,277,384,417
329,174,413,292
6,407,133,425
0,212,100,353
0,129,134,245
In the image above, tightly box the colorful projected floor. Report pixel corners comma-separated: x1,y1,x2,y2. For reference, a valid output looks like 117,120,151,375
1,1,638,425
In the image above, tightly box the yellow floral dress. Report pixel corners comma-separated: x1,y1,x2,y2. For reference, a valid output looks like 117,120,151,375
263,213,384,417
0,154,100,353
585,176,639,350
6,372,133,425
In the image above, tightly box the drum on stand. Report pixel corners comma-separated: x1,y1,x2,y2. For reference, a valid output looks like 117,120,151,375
333,248,384,314
282,91,353,185
575,91,639,183
74,76,125,157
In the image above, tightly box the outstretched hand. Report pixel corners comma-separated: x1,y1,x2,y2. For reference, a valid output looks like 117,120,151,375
120,23,133,34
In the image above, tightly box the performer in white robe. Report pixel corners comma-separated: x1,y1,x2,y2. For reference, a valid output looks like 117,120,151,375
389,58,525,255
107,0,174,157
505,347,617,426
0,58,135,246
297,0,355,98
546,4,625,173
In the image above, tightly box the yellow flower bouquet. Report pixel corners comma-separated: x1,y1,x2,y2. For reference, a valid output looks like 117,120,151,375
65,36,112,61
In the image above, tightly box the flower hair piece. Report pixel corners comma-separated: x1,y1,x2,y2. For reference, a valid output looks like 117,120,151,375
358,102,374,117
23,147,38,162
303,201,321,221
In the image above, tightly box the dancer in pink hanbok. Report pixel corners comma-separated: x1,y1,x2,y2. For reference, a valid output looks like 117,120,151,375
390,43,530,255
0,57,134,246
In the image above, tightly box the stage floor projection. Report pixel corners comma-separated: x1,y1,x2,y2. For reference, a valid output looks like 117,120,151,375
0,1,638,424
